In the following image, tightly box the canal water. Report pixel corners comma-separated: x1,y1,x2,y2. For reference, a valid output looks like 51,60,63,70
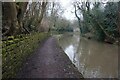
54,32,118,78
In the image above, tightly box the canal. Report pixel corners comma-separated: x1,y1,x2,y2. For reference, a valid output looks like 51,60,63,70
54,32,118,78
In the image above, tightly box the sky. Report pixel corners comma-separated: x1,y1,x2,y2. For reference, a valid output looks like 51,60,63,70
59,0,77,21
11,0,118,21
55,0,119,21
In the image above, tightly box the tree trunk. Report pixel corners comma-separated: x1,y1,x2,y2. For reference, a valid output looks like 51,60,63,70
36,2,48,30
74,4,83,35
2,2,19,36
16,2,28,33
2,2,29,36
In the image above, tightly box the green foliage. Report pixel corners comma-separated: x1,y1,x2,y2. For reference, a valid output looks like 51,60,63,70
52,18,73,32
103,2,119,38
80,2,119,41
2,33,49,78
89,4,106,41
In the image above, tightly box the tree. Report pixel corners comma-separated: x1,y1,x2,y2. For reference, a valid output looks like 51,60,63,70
2,1,48,36
73,1,119,42
36,2,48,29
2,2,28,36
74,2,90,35
2,2,19,36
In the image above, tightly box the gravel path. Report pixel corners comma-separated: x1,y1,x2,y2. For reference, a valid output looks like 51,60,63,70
17,37,84,78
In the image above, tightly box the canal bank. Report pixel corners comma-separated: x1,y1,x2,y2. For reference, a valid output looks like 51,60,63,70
55,32,118,78
17,37,83,78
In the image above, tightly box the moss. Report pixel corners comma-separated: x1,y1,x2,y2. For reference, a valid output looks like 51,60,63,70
8,36,14,39
2,32,49,78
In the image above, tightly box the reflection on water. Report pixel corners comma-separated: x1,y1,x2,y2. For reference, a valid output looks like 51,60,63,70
65,45,74,61
55,33,118,78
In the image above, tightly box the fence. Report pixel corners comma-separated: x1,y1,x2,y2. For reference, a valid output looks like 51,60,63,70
2,32,49,78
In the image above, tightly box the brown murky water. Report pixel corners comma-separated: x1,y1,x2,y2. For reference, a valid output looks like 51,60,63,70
54,33,118,78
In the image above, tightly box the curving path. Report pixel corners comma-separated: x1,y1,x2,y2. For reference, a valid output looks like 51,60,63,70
17,37,83,78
